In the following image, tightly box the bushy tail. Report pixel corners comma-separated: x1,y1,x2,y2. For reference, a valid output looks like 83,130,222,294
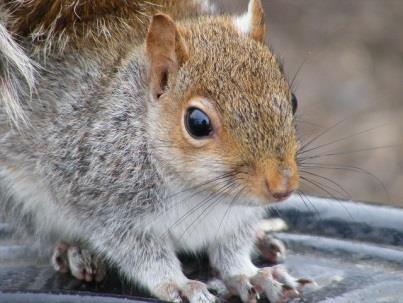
0,20,35,127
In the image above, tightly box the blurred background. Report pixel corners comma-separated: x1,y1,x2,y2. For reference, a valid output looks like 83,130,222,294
219,0,403,207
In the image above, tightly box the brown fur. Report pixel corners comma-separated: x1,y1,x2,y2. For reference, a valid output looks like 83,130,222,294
248,0,266,43
3,0,205,54
146,14,188,99
149,14,298,200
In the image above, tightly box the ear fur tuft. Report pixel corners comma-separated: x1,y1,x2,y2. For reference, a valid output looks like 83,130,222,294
233,0,266,43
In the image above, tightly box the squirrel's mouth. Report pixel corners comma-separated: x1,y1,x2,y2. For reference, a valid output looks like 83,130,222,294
223,188,295,207
237,170,299,205
271,191,293,201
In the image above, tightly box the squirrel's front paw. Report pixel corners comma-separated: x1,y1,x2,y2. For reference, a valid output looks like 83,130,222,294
155,280,217,303
256,234,286,264
226,266,313,303
51,242,106,282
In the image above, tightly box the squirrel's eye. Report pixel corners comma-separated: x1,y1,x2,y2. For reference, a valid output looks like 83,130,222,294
291,93,298,115
185,107,212,138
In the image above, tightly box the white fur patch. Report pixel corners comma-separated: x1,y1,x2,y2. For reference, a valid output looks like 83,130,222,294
233,1,254,35
151,190,263,251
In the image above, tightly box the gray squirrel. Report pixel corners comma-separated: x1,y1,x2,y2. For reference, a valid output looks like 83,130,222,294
0,0,309,302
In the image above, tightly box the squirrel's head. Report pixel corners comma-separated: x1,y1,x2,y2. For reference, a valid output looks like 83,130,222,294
145,0,298,206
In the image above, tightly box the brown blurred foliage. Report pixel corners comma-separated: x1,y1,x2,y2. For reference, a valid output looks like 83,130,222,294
218,0,403,206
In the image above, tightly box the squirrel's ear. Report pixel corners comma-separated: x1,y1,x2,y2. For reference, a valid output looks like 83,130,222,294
146,13,188,100
233,0,266,43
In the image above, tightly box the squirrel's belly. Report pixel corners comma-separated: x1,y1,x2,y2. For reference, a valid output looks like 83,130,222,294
154,197,264,251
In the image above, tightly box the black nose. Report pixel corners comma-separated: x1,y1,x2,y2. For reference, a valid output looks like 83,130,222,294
272,191,293,201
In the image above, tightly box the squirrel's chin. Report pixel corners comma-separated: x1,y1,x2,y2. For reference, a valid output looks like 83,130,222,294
227,195,274,208
238,195,292,207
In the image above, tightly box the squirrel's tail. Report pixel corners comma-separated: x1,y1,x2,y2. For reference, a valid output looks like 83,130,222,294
0,19,35,127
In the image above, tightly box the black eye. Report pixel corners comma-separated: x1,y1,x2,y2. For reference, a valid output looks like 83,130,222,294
185,107,212,138
291,93,298,114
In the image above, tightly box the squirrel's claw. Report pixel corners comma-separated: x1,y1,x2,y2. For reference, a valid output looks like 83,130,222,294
156,280,217,303
225,274,258,303
51,242,70,274
154,282,183,303
211,265,313,303
51,242,106,282
250,266,312,303
257,234,287,264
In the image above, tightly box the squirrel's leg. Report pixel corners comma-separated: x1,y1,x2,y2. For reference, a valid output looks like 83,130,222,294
51,241,106,282
208,226,310,303
88,230,216,303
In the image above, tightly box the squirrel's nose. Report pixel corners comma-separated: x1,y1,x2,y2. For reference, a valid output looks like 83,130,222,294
271,190,293,201
265,168,298,201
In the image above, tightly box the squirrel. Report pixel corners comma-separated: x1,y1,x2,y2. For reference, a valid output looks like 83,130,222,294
0,0,310,302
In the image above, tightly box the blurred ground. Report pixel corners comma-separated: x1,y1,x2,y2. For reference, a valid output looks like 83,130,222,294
218,0,403,207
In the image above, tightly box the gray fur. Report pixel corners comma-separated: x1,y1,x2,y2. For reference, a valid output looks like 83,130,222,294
0,2,302,302
0,39,263,296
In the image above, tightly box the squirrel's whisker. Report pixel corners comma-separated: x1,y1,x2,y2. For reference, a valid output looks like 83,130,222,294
300,176,354,219
162,174,242,232
299,169,351,200
214,186,246,242
181,187,236,240
297,124,388,156
300,175,349,201
298,144,399,162
174,180,238,240
289,54,311,91
298,163,390,202
298,116,351,152
295,190,322,219
295,118,324,128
